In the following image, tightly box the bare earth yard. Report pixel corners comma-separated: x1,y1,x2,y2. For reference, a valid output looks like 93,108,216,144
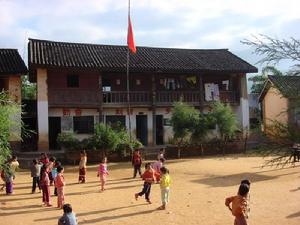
0,156,299,225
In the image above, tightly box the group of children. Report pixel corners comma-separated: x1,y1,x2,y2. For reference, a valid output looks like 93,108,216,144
1,148,252,224
132,148,171,210
29,153,65,208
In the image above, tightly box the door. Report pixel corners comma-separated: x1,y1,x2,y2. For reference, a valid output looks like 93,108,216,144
156,115,164,145
136,115,148,146
49,117,61,150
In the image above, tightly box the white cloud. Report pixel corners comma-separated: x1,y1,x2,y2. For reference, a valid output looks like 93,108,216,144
0,0,299,70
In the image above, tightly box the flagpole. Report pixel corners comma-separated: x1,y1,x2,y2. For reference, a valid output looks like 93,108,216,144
127,0,132,143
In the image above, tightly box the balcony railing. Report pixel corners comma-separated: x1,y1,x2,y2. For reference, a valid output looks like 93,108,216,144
103,91,151,104
156,91,201,104
48,88,100,107
102,90,239,105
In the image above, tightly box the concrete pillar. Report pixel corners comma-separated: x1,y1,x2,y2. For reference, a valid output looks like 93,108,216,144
8,75,22,150
37,68,49,151
239,75,249,132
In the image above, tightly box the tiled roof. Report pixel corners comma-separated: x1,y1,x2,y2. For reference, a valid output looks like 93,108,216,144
28,39,257,74
269,75,300,97
0,49,27,75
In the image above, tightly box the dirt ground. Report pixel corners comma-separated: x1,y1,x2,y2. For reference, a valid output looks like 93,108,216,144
0,155,299,225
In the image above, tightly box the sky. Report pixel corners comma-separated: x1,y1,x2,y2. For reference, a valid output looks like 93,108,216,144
1,0,300,74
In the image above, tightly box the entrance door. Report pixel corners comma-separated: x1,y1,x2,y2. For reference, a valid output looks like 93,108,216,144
156,115,164,145
49,117,61,150
136,115,148,146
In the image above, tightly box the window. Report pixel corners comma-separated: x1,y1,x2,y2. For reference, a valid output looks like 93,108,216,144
67,75,79,87
73,116,94,134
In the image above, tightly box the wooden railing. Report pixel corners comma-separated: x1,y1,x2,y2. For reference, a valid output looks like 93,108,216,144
156,91,201,104
103,91,151,104
48,88,100,106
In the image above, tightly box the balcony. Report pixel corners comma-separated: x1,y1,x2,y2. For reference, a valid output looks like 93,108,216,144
102,90,239,106
103,91,151,105
156,91,201,105
48,88,100,107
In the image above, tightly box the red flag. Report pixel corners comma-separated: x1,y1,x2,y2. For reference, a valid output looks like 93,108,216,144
127,15,136,54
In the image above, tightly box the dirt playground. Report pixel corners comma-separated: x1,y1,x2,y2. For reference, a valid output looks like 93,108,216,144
0,156,299,225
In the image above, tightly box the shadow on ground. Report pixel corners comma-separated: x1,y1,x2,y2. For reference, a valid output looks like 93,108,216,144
191,171,299,187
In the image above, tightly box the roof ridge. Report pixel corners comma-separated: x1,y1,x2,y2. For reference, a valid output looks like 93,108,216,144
28,38,228,51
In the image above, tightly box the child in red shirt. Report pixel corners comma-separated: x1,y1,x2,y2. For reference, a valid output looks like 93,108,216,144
55,166,65,209
132,149,142,178
135,163,156,204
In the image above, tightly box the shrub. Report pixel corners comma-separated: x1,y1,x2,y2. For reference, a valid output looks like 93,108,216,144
57,132,80,151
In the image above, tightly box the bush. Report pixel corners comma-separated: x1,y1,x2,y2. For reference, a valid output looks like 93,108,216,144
57,132,80,151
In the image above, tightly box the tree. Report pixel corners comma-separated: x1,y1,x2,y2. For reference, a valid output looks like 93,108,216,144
241,35,300,75
0,91,22,169
210,101,238,154
21,75,36,100
242,35,300,166
248,66,283,94
170,102,200,158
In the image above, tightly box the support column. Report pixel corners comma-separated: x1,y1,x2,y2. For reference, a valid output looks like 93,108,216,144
8,75,22,151
239,74,249,133
152,74,156,146
37,68,49,151
198,74,204,112
98,73,103,122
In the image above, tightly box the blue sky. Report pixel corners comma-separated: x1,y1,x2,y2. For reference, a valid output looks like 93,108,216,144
1,0,300,73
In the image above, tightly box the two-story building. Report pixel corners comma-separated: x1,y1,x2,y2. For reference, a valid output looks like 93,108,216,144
28,39,257,151
0,49,27,150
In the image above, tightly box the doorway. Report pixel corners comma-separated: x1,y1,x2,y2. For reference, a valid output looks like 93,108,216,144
156,115,164,145
136,115,148,146
49,117,61,150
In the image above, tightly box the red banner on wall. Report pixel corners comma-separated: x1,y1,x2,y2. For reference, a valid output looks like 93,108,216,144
63,108,70,116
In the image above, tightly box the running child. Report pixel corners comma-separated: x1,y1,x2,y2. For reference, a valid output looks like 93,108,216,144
225,183,250,225
78,150,87,183
135,162,156,204
55,166,65,209
132,149,142,178
158,166,171,210
97,157,109,191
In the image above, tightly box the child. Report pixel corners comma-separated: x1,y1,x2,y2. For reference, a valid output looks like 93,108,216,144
9,155,19,180
241,179,251,219
55,166,65,209
135,162,156,204
58,203,78,225
132,149,142,178
39,153,49,165
158,148,165,161
97,157,109,191
40,164,52,207
225,183,250,225
158,167,171,210
4,166,14,195
30,159,42,193
52,161,62,196
78,150,87,183
152,158,165,182
47,157,56,186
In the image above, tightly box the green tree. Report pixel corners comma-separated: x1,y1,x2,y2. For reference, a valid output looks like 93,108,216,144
0,91,22,169
248,66,283,94
21,75,36,100
170,102,200,158
210,101,238,154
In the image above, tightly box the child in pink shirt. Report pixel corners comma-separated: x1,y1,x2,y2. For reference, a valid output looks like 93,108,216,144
97,157,109,192
55,166,65,209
